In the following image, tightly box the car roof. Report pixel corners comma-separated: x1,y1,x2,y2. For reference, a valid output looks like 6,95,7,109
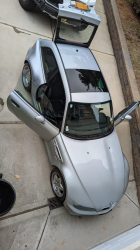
56,44,110,102
38,40,110,103
56,44,99,70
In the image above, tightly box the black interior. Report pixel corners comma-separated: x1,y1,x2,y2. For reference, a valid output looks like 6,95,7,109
45,71,65,128
39,47,66,129
37,73,66,129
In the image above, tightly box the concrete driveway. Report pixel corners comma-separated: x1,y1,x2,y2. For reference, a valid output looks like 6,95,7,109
0,0,140,249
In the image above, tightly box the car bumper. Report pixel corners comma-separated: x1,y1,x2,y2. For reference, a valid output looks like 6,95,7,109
64,198,117,216
34,0,58,18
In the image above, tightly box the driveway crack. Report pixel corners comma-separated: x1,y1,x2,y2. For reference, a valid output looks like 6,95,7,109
36,211,50,250
0,204,49,221
91,48,114,57
13,27,30,35
0,21,52,39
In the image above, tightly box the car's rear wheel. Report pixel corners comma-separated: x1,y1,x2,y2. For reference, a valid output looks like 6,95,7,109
50,168,66,202
19,0,36,11
22,63,31,92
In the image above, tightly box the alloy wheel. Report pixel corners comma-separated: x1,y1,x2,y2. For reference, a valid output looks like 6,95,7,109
23,65,31,88
52,172,64,198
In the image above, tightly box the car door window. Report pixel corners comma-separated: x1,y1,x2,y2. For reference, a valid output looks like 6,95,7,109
42,47,58,83
39,48,66,130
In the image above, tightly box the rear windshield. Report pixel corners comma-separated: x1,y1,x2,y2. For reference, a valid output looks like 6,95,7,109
66,69,108,93
56,17,97,45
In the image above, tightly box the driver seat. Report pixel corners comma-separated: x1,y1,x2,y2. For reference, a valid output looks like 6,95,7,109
46,73,65,118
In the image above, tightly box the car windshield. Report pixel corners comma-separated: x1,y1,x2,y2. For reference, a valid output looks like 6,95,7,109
64,101,114,139
57,17,97,45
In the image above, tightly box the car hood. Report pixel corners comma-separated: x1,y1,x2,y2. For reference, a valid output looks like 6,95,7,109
61,129,125,211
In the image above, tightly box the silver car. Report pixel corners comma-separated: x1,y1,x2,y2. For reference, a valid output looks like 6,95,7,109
7,14,139,215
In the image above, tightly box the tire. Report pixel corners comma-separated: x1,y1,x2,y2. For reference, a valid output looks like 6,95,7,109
22,63,32,92
50,168,66,202
19,0,36,11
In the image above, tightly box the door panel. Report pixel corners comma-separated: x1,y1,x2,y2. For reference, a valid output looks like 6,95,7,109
7,90,59,141
114,101,140,126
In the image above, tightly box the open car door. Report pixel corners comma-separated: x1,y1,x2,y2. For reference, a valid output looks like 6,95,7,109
7,90,59,142
53,3,101,47
114,101,140,127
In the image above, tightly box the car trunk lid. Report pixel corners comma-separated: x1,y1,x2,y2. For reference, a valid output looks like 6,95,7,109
53,3,101,47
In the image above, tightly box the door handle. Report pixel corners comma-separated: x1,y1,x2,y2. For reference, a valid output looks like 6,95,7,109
35,115,45,124
11,99,20,108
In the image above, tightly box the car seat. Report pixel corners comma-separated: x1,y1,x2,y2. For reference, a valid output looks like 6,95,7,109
46,73,65,118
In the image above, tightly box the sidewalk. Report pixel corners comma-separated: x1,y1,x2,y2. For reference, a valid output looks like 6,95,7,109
0,0,140,249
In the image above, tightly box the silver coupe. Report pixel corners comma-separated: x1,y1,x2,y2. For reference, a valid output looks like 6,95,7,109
7,14,139,215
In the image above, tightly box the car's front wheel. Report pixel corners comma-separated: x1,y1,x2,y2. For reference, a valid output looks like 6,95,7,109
19,0,36,11
22,63,32,92
50,168,66,202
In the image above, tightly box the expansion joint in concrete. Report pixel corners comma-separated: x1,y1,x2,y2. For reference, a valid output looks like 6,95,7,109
96,9,105,14
0,21,52,39
91,48,114,57
0,204,49,221
36,211,50,250
125,193,139,209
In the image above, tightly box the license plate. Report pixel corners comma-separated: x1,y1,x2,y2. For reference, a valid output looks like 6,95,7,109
61,18,67,22
75,2,88,10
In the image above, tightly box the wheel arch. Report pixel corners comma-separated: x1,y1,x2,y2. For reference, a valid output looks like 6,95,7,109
24,59,29,64
24,59,32,70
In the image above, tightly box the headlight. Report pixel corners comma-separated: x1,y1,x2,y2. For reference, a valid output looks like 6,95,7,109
73,201,96,211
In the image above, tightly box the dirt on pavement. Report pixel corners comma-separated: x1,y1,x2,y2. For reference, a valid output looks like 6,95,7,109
116,0,140,93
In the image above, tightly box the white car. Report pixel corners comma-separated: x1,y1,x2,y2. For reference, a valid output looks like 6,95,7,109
7,13,139,215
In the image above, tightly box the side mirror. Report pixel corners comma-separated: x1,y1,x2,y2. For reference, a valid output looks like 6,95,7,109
35,115,45,124
125,115,132,121
114,101,139,127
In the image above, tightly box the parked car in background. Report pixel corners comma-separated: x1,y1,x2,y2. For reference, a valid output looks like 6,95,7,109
19,0,98,29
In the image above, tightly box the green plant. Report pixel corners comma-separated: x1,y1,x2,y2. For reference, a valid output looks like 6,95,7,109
128,0,140,15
